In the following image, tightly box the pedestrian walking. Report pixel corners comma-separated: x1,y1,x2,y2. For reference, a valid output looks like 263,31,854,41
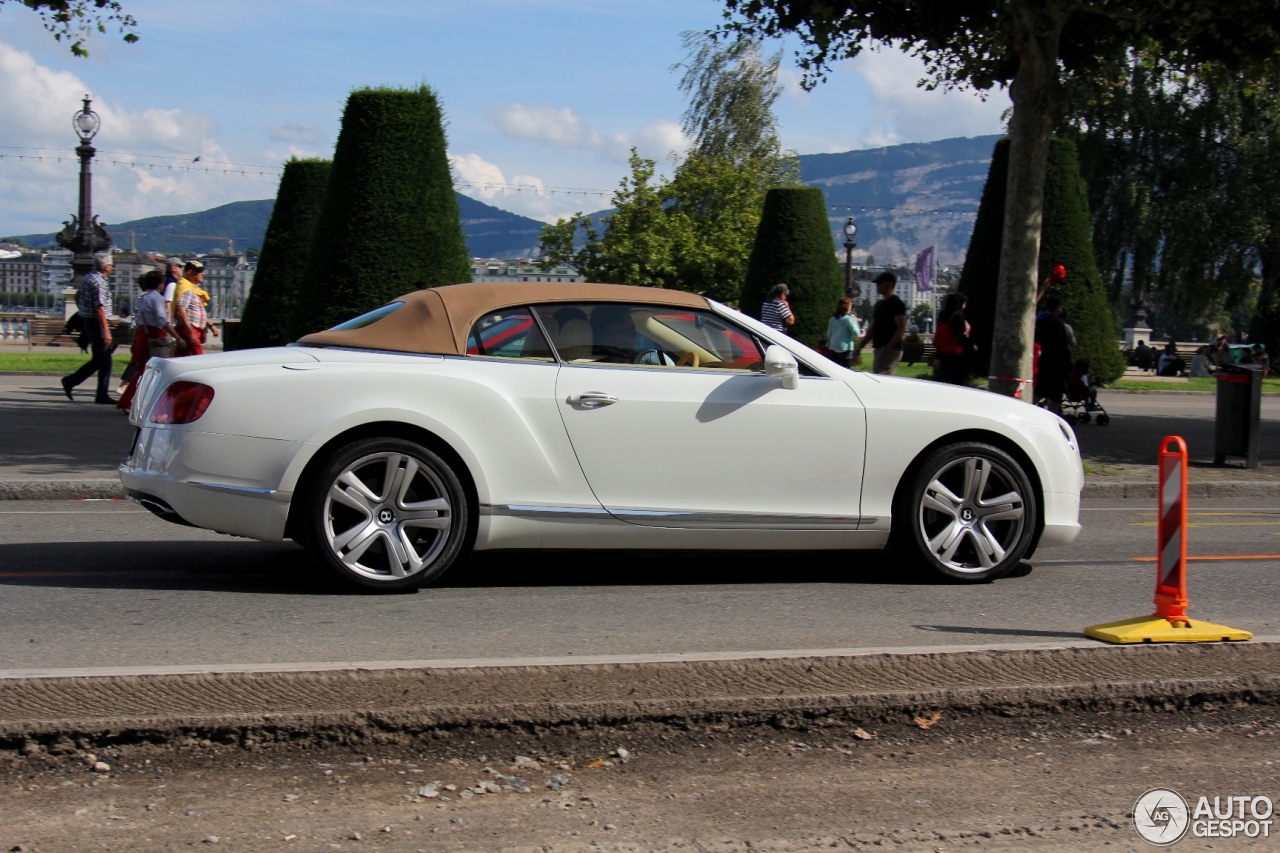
60,253,116,404
932,291,977,385
1033,295,1071,413
162,257,183,318
117,270,180,412
761,283,795,334
174,261,212,355
824,297,861,368
854,272,906,375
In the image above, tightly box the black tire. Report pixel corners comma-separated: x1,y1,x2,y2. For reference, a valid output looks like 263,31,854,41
1077,412,1091,424
302,437,469,592
894,442,1038,583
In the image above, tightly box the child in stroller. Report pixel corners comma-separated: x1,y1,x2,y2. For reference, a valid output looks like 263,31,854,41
1063,358,1110,425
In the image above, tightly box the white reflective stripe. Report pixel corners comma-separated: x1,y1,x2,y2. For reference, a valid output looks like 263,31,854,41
1161,458,1182,512
1159,531,1182,580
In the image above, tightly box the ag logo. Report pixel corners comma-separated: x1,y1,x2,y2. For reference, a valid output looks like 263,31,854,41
1135,787,1190,846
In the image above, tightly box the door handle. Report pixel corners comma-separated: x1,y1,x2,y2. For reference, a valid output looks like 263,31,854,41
567,392,619,409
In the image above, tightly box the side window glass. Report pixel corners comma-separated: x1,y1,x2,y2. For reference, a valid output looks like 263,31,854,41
465,307,553,361
533,303,766,371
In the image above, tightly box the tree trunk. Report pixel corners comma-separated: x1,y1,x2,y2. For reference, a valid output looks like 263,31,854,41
987,2,1067,398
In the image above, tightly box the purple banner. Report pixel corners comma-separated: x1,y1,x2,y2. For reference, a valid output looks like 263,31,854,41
914,246,935,292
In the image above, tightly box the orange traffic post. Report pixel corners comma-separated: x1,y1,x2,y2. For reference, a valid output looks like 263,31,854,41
1085,436,1252,644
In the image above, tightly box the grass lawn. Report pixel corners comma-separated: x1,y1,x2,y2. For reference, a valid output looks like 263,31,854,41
1109,375,1280,393
0,352,131,373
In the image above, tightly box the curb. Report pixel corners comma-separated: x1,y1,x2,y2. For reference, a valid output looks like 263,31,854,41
4,478,1280,502
0,479,125,500
2,641,1277,744
1081,479,1280,499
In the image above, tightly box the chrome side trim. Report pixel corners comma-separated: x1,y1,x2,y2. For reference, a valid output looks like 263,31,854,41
611,509,873,530
188,481,292,502
480,503,613,520
479,503,874,529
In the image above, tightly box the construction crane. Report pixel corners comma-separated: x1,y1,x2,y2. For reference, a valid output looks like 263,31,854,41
170,235,236,255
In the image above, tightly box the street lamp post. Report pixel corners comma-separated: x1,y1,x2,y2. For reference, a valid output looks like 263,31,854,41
56,95,112,300
843,216,858,297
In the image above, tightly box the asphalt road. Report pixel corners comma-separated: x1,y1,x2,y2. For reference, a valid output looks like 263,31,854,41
1,497,1276,672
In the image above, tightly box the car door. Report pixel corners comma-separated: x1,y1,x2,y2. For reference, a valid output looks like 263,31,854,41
539,303,867,528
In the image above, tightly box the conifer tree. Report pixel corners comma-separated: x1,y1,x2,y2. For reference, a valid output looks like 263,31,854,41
959,137,1126,384
233,158,331,349
287,85,470,337
740,187,844,346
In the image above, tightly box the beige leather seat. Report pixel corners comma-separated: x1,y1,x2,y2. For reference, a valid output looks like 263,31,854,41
556,318,593,361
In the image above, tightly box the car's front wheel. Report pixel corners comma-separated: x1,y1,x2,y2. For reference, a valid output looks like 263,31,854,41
896,442,1037,583
303,437,469,591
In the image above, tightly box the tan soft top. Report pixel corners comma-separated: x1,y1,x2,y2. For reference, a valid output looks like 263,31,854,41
297,282,710,355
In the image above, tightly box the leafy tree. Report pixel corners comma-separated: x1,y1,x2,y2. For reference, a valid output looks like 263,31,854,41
959,137,1126,384
234,158,331,350
4,1,138,55
741,186,844,345
539,34,797,300
720,0,1280,396
910,302,933,331
1065,55,1280,357
287,86,470,338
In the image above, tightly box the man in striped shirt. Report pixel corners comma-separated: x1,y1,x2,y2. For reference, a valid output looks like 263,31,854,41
60,253,115,404
761,283,795,334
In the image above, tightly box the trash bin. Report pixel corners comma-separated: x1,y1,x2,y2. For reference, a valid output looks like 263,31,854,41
1214,363,1262,467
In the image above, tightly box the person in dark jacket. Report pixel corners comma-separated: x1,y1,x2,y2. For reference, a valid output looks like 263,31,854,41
1034,295,1071,413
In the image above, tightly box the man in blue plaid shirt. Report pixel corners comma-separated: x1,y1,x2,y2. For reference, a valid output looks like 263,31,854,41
61,253,116,404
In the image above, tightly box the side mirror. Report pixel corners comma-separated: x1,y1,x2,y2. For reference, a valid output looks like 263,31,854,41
764,344,800,390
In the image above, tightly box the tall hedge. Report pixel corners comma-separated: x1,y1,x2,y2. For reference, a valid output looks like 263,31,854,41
233,158,331,349
959,137,1126,384
286,85,471,338
740,187,844,345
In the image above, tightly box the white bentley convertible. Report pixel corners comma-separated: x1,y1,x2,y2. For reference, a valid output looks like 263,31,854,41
120,282,1082,591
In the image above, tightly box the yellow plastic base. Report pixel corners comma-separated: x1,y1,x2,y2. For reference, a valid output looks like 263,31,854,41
1085,615,1252,644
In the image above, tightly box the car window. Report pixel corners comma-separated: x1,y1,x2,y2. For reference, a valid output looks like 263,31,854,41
330,301,404,331
533,303,766,371
465,307,554,361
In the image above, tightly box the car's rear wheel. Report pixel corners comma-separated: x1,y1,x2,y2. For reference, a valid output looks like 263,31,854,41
303,437,469,591
895,442,1037,583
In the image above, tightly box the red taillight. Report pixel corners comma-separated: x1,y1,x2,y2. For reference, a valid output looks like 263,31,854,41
149,381,215,425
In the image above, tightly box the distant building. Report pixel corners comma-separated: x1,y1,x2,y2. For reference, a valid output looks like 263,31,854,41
0,250,43,296
42,249,73,295
106,251,164,316
471,258,584,283
197,254,256,318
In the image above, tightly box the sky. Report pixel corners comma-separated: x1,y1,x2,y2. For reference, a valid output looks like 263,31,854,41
0,0,1010,240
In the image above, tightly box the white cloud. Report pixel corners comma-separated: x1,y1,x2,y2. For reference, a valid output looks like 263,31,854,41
449,151,589,223
846,49,1009,147
269,122,319,145
490,102,690,162
0,41,273,237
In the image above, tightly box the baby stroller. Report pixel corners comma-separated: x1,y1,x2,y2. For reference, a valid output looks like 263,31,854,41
1062,359,1110,425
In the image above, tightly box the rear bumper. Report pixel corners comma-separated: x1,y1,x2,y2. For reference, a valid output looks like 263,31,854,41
119,425,298,542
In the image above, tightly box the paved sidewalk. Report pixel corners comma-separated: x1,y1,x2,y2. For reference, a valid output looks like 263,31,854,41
0,373,1276,500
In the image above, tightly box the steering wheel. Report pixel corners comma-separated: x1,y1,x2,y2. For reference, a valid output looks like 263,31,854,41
675,351,700,368
632,349,675,366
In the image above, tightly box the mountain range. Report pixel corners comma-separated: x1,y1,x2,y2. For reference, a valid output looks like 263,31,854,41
9,135,999,264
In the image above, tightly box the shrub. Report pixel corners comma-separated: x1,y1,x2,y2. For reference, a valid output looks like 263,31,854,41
234,158,331,349
740,187,844,345
287,85,470,338
959,137,1126,384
